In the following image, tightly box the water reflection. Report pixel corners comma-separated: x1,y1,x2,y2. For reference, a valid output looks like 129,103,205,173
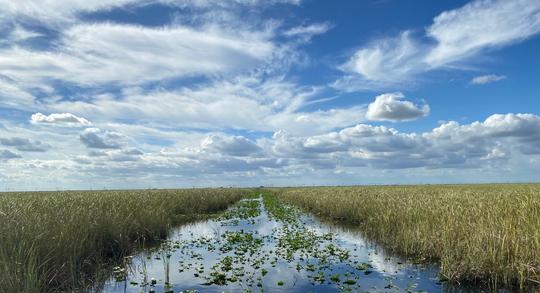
99,197,495,292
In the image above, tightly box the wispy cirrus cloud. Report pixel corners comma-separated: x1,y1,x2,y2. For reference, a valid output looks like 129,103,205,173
425,0,540,67
0,0,301,28
8,25,44,42
335,31,425,91
335,0,540,91
46,76,365,136
0,23,275,86
470,74,506,85
283,22,333,42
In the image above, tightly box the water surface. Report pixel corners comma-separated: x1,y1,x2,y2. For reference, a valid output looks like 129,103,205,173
100,196,467,292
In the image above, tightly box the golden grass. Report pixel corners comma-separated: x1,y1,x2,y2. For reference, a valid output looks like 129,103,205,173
0,188,248,292
274,184,540,288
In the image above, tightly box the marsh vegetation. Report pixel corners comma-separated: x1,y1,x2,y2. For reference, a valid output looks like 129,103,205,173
276,184,540,289
0,189,247,292
2,185,539,292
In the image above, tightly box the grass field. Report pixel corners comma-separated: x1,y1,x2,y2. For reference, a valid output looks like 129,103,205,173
274,184,540,288
0,188,249,292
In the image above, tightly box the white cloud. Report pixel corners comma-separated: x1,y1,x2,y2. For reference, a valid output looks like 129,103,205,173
201,135,262,157
0,149,21,160
0,0,336,141
337,0,540,90
0,0,538,189
0,120,88,163
0,137,50,152
283,22,332,42
47,76,365,136
0,0,300,27
80,128,126,149
337,31,423,90
163,0,301,10
426,0,540,67
284,22,331,37
8,25,44,42
470,74,506,85
87,148,144,162
267,105,366,135
267,113,540,170
0,23,274,86
2,112,540,189
0,0,136,26
366,92,429,122
31,113,92,127
0,79,37,109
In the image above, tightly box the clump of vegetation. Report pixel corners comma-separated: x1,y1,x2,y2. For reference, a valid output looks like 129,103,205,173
262,191,299,224
221,230,263,255
261,192,365,290
219,199,261,224
0,188,249,292
274,184,540,288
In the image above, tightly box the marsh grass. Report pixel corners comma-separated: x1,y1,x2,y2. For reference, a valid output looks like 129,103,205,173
274,184,540,288
0,188,248,292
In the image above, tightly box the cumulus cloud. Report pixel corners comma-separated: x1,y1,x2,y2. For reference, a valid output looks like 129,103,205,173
366,92,429,122
0,149,21,160
0,137,50,152
86,148,144,162
470,74,506,85
31,113,92,127
337,0,540,90
3,112,540,189
268,113,540,170
152,134,283,174
80,128,125,149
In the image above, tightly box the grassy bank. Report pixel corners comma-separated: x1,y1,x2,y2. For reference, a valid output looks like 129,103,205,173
0,188,248,292
274,184,540,288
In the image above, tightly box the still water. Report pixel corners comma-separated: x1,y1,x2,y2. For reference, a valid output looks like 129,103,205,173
99,196,480,292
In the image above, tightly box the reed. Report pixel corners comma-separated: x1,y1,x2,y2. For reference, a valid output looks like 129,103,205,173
0,188,248,292
275,184,540,288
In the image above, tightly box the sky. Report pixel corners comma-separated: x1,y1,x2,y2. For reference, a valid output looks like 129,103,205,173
1,0,540,190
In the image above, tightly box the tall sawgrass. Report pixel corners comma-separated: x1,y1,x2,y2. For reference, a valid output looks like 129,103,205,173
275,184,540,288
0,188,248,292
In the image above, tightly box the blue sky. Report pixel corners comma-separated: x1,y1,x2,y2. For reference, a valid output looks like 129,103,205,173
1,0,540,190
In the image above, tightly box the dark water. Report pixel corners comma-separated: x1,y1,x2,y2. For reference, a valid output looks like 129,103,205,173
98,197,493,293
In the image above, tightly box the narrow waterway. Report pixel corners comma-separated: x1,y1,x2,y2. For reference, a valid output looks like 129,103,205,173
99,196,466,292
